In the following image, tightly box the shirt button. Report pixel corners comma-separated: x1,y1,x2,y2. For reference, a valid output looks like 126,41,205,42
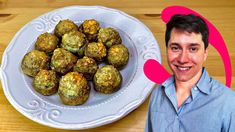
194,87,198,91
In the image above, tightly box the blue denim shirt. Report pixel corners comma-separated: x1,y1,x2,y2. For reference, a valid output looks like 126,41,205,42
145,68,235,132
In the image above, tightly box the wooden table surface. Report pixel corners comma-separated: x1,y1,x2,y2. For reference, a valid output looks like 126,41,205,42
0,0,235,131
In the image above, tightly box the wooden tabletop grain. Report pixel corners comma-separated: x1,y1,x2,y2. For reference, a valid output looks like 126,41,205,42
0,0,235,132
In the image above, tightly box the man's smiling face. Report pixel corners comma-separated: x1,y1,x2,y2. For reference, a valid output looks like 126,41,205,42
167,28,208,83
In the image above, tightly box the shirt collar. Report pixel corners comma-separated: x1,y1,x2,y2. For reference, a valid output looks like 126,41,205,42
195,67,212,95
161,67,212,95
162,76,174,88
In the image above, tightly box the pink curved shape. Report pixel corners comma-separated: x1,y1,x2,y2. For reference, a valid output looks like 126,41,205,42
161,6,231,87
144,59,171,84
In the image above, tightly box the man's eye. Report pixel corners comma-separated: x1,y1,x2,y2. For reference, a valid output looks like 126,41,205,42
189,47,198,52
171,47,179,51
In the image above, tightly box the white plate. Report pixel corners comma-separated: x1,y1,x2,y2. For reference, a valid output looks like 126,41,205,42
0,6,161,130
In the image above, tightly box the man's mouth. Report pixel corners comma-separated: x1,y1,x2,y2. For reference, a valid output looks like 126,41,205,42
175,65,192,71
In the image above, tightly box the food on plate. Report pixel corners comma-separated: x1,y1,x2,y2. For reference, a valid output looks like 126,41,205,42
84,42,107,61
73,56,98,80
78,19,100,41
35,32,59,53
50,48,77,74
93,65,122,94
61,30,88,53
21,18,129,105
54,19,78,37
33,70,59,96
97,27,122,48
21,50,50,77
107,44,129,69
58,72,90,105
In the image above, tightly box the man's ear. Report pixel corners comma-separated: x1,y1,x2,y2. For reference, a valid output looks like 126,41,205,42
204,47,209,61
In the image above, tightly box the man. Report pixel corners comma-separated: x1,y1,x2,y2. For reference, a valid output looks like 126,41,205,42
145,14,235,132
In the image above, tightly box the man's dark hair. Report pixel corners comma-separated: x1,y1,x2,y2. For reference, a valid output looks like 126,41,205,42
165,14,209,49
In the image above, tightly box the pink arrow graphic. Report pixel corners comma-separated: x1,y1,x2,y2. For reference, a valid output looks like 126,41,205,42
144,6,232,87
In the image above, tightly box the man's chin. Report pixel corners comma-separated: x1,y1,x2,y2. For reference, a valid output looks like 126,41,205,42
174,76,191,82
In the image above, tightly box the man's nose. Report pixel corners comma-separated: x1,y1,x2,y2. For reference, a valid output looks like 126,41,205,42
178,50,189,63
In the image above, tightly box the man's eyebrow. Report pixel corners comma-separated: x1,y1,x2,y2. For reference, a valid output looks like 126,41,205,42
189,43,201,46
169,43,179,46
